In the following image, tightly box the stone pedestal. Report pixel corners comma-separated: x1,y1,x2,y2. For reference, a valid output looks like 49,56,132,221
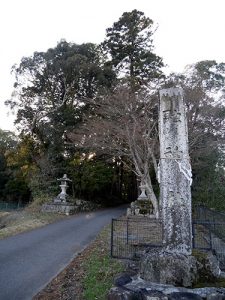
140,249,197,287
41,203,75,215
127,185,154,217
159,88,192,255
127,199,154,217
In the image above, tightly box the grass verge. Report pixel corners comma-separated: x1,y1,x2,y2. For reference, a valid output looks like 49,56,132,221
82,225,124,299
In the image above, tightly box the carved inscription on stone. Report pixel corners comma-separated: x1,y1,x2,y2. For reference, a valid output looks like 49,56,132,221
164,146,183,159
162,95,182,122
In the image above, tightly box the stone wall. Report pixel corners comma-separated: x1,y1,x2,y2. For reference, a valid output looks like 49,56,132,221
73,199,102,212
41,199,101,215
41,203,76,215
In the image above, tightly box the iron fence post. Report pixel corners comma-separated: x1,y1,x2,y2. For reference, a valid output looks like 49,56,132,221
213,215,216,231
111,219,114,257
192,222,196,249
126,219,129,244
209,229,213,251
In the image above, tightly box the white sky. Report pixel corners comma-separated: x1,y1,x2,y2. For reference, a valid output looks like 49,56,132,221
1,0,225,131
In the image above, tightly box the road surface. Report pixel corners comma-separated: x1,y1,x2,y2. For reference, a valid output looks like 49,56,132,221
0,206,125,300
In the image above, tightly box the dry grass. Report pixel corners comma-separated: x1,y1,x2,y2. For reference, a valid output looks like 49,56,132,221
0,211,10,218
0,209,67,239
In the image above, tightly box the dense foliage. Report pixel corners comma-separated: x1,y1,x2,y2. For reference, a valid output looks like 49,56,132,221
2,10,225,211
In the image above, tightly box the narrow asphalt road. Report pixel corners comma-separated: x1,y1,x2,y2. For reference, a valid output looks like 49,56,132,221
0,206,126,300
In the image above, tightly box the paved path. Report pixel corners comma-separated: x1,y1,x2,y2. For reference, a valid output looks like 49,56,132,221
0,206,126,300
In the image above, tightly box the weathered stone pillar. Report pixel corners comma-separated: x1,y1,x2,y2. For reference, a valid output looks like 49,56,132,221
159,88,192,255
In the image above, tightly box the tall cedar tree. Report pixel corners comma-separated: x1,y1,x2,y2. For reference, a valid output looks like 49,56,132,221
102,9,164,88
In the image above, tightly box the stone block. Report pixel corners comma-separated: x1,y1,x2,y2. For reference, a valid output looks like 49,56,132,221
107,287,140,300
114,273,132,287
140,250,197,287
139,289,168,299
207,294,225,300
168,292,203,299
41,203,76,215
193,250,221,282
108,276,225,300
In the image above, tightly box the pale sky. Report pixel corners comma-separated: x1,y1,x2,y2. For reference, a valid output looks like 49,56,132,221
1,0,225,131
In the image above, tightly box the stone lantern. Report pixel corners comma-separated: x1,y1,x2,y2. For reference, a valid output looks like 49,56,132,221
127,183,154,217
54,174,72,203
42,174,75,215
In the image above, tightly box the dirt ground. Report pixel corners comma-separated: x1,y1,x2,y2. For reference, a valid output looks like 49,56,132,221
34,252,86,300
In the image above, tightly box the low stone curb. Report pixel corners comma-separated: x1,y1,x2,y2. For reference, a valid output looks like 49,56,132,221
108,275,225,300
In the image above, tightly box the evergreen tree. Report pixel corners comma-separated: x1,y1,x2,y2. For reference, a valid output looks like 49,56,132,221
102,9,164,88
5,41,116,200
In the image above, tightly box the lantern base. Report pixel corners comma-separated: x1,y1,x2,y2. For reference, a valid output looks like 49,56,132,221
41,202,76,215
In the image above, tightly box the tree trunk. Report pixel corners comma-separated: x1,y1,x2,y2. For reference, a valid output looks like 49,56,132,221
140,172,159,218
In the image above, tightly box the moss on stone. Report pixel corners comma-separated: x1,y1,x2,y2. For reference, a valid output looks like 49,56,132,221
193,276,225,288
192,249,222,286
135,199,153,215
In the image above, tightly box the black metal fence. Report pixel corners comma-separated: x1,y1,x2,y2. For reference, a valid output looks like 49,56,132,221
0,201,25,211
111,206,225,270
111,217,162,259
193,205,225,270
192,220,225,268
194,205,225,225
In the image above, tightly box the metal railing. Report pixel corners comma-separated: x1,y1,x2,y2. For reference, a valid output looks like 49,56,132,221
111,206,225,270
193,206,225,270
0,201,25,211
194,205,225,224
111,217,163,259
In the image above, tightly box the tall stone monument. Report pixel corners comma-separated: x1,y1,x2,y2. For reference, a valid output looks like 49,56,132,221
130,88,220,287
159,87,192,255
